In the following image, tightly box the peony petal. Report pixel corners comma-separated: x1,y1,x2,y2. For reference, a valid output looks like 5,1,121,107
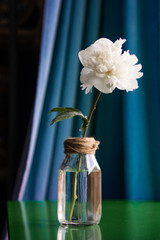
78,38,126,74
79,37,143,94
80,67,116,94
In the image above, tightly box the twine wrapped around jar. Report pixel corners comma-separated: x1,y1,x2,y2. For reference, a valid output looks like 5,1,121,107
64,137,100,155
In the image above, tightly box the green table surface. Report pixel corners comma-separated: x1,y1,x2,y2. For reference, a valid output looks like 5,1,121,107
7,200,160,240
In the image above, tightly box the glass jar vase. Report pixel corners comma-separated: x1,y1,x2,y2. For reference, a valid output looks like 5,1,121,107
58,137,101,225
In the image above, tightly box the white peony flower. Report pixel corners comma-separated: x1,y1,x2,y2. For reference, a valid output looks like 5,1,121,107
78,38,143,94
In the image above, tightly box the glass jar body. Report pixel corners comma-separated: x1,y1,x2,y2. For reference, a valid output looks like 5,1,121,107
58,153,101,225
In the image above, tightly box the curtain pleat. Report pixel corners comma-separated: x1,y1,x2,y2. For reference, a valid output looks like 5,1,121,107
95,0,125,199
18,0,160,201
18,0,62,200
46,0,88,199
124,0,160,200
73,0,102,138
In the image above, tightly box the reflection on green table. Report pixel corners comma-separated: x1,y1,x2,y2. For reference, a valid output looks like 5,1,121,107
57,225,101,240
7,201,160,240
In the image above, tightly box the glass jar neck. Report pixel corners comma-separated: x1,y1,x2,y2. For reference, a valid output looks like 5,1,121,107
60,153,100,173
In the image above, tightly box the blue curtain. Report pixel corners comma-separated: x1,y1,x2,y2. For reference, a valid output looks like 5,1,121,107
18,0,160,201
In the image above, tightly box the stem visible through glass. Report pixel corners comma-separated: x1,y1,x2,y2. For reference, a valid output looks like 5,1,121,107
68,90,101,222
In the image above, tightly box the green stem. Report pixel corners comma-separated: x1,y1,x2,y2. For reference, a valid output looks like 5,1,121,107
68,172,78,222
83,91,101,137
68,90,101,222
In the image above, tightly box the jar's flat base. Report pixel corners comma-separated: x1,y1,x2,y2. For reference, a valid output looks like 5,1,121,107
59,221,100,226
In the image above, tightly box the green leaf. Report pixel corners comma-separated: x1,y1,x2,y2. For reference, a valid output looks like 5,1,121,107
49,107,89,132
50,111,86,126
48,107,82,115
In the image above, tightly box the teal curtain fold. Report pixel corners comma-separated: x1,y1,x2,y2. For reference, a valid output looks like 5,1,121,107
18,0,62,200
19,0,160,201
123,0,160,200
46,0,87,199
